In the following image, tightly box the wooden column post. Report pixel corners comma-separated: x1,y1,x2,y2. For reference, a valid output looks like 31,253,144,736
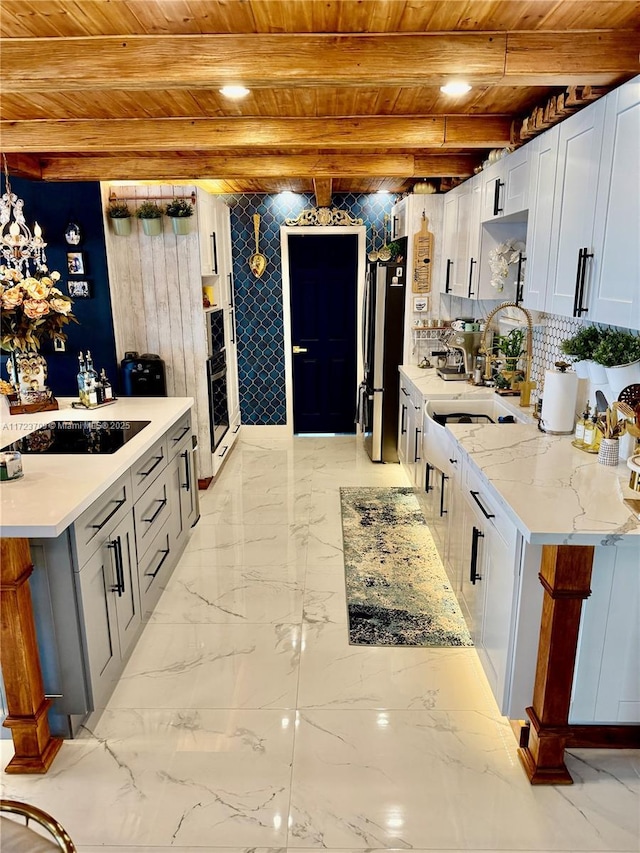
518,543,594,785
0,537,63,773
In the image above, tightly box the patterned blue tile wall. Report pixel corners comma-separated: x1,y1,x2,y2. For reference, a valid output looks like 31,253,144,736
219,192,396,425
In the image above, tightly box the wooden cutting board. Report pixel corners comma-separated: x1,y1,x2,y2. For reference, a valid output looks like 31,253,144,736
412,213,433,294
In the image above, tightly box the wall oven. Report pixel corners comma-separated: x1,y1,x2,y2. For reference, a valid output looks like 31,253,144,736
206,349,229,452
207,308,225,358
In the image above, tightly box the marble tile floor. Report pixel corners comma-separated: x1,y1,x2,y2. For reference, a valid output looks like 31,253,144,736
1,435,638,853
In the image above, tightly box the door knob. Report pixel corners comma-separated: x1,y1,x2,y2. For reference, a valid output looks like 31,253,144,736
292,345,308,354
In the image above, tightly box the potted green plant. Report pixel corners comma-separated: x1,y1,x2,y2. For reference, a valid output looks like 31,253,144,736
107,199,133,236
493,328,526,391
165,198,194,235
592,328,640,399
136,200,164,236
559,324,603,379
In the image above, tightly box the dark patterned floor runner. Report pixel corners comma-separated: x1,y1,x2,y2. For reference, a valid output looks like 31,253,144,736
340,486,473,647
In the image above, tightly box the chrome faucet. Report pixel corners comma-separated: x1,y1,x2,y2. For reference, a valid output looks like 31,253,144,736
480,301,536,408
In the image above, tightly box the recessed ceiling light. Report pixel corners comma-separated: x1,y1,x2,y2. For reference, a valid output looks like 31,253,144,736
219,85,250,99
440,81,472,96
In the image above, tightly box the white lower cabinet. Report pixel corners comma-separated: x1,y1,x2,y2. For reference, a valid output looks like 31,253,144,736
398,378,422,486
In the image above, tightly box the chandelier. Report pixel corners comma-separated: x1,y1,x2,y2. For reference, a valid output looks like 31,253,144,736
0,155,47,276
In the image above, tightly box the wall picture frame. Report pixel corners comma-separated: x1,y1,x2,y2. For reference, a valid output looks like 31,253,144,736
413,296,428,313
68,279,90,299
66,252,85,275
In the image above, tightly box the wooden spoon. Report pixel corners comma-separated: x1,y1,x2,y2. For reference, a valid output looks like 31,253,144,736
249,213,267,278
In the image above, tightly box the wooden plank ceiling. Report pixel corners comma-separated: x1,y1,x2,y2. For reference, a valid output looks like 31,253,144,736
1,1,639,198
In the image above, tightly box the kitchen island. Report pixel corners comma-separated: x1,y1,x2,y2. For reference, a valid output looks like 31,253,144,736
399,364,640,784
0,397,197,773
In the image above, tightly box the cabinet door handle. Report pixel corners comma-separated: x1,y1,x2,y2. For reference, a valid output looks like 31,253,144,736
218,444,229,458
515,252,526,305
142,497,167,524
108,536,124,597
414,427,421,462
440,472,448,516
228,273,235,312
467,258,477,298
211,232,218,274
90,496,127,531
470,526,484,584
401,404,407,435
572,248,585,317
449,457,458,465
171,425,190,444
146,545,171,579
232,424,241,434
181,449,191,492
425,462,434,492
493,178,504,216
576,246,593,317
401,386,410,397
470,489,495,519
445,259,453,293
392,215,398,238
138,452,164,479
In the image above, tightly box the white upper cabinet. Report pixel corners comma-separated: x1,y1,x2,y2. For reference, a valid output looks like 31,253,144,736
522,125,560,312
545,97,606,319
589,76,640,329
197,189,216,277
480,146,530,222
441,176,481,298
391,196,409,239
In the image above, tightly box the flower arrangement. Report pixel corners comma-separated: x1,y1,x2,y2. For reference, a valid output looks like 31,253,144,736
1,265,76,352
488,239,526,291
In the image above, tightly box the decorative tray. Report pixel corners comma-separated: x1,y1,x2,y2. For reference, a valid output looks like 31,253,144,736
571,440,598,454
71,397,118,410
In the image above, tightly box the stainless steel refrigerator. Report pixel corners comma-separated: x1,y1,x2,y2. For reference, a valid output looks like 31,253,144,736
359,244,407,462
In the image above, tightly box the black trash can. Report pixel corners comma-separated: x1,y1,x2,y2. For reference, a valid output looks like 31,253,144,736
120,352,167,396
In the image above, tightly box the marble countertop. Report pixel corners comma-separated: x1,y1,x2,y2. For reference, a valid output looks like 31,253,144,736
399,364,638,546
448,422,638,546
0,396,192,538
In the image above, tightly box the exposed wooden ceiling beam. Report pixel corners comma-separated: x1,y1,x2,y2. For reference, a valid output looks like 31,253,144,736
1,32,636,93
313,178,333,208
3,153,42,180
35,153,478,181
1,116,513,153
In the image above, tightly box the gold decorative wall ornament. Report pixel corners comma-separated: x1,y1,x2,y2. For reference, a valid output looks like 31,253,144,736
285,207,363,227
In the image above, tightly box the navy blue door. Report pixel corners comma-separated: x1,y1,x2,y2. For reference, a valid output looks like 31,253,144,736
288,234,358,434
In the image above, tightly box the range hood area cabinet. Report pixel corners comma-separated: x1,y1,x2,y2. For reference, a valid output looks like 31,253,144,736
102,183,239,481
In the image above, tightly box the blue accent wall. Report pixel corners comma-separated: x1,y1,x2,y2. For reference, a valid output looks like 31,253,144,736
220,192,395,425
1,177,118,397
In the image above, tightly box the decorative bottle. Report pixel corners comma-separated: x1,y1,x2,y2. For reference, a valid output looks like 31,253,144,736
100,368,113,402
84,350,99,408
77,352,87,405
574,403,591,447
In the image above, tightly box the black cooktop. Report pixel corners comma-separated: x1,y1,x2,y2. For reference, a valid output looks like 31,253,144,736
5,420,151,455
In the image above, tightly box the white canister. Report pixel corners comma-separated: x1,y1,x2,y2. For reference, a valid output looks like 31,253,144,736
540,367,579,434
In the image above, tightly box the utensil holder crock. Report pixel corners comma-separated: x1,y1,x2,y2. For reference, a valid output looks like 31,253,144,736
598,437,620,467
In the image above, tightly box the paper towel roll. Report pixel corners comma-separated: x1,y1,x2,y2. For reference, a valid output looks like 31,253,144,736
541,369,579,434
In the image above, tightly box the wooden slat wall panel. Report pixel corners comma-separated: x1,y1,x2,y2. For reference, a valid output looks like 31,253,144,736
102,181,212,478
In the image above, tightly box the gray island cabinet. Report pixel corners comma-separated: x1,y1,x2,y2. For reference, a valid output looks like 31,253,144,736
0,398,199,753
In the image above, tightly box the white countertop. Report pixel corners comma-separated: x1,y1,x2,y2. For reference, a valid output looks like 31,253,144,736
0,397,192,538
400,364,639,546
